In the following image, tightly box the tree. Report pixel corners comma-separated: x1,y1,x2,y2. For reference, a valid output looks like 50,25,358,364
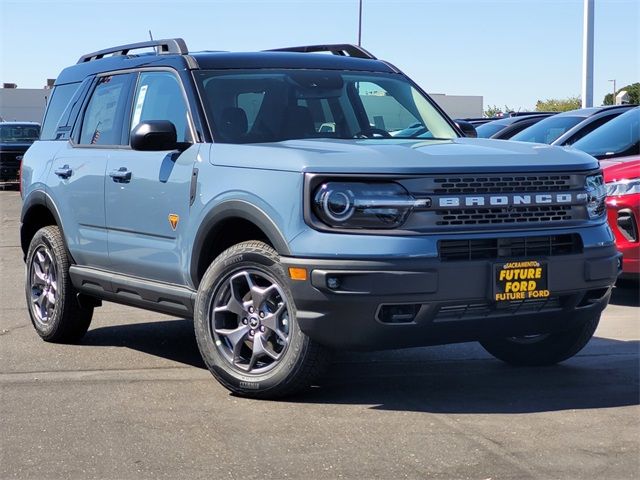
484,105,515,118
535,96,581,112
603,82,640,105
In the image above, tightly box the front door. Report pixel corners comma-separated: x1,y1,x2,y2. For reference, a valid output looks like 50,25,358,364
105,70,198,285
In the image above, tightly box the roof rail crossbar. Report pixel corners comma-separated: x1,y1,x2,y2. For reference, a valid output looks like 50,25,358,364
266,44,377,60
77,38,188,64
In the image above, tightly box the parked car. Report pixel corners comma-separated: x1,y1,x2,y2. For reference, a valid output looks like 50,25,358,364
0,122,40,182
20,39,620,398
571,107,640,277
510,105,636,146
476,113,555,140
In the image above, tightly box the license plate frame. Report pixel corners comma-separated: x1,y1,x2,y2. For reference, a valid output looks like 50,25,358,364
493,260,550,303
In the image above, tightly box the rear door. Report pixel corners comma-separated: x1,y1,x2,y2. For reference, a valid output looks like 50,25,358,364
48,73,134,268
105,70,198,285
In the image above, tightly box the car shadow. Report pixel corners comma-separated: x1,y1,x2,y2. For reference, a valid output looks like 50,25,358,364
83,318,206,369
82,318,638,414
288,337,640,414
611,281,639,307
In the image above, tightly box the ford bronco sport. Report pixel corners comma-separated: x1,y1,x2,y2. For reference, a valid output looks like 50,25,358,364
21,39,621,398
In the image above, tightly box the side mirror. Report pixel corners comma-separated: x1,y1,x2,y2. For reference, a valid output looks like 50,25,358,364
131,120,178,151
455,120,478,138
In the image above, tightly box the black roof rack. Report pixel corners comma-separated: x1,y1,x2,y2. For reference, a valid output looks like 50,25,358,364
77,38,188,64
265,44,377,60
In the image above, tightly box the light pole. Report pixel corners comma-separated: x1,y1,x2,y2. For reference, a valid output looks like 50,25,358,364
358,0,363,46
581,0,594,108
608,79,616,104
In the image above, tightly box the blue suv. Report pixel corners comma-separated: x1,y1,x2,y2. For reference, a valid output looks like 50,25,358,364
20,39,621,398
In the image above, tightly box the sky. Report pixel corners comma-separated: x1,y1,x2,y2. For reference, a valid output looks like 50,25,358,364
1,0,638,111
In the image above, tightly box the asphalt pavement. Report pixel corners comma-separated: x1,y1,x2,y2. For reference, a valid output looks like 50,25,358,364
1,189,638,479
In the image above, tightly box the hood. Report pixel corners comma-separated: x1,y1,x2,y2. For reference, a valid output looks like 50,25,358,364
601,155,640,183
210,137,599,174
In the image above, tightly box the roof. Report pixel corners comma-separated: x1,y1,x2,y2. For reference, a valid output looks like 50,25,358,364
55,39,397,85
0,121,41,126
190,51,395,73
555,104,636,118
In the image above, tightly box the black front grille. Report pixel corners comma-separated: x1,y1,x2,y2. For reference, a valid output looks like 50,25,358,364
435,297,562,321
435,205,572,226
0,151,23,167
433,175,572,194
439,234,582,261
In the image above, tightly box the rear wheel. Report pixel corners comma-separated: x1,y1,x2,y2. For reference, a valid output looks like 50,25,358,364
194,241,328,398
480,314,600,366
25,226,93,343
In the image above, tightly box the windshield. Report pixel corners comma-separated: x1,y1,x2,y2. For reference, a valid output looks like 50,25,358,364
511,116,583,144
475,122,505,138
195,69,458,144
572,108,640,159
0,124,40,143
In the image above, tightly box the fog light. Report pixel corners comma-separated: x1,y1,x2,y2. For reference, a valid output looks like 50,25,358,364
327,276,341,290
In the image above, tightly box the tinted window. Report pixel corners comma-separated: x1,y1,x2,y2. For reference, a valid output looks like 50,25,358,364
573,108,640,159
79,75,132,146
511,116,583,144
40,83,80,140
130,71,192,142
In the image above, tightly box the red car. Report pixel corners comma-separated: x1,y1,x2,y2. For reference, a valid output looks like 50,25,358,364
572,107,639,277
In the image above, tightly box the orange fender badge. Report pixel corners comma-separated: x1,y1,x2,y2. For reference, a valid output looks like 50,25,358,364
168,214,179,231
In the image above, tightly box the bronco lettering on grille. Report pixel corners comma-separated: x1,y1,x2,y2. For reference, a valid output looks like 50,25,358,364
438,193,574,208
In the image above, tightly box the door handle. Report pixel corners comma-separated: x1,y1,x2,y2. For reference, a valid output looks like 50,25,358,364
54,165,73,179
109,167,132,183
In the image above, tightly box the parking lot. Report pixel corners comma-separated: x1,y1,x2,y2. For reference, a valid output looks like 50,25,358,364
0,188,638,479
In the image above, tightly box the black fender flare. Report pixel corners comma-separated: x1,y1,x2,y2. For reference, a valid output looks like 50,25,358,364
20,189,66,257
189,200,291,288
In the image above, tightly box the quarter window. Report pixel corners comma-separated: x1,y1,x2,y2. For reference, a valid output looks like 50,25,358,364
79,75,132,146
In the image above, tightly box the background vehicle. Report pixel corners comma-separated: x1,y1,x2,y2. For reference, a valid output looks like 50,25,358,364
510,105,636,146
476,113,555,140
0,122,40,183
572,108,640,277
20,39,620,399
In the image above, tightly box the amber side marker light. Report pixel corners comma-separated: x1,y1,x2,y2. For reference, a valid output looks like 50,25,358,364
288,267,308,281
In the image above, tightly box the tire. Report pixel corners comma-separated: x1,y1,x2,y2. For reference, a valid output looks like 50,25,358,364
25,226,93,343
480,314,600,366
194,241,328,399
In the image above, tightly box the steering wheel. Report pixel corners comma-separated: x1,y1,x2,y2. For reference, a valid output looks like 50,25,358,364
354,128,392,138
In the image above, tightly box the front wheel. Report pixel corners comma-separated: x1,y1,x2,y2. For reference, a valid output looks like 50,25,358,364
480,314,600,366
194,241,328,398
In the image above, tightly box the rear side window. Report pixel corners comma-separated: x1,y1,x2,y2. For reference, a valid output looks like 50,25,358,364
79,74,132,146
40,83,80,140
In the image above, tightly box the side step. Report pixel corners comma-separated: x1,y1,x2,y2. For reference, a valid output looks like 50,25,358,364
69,266,196,318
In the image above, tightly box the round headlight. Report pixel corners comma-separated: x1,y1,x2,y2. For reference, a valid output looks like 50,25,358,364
322,189,354,221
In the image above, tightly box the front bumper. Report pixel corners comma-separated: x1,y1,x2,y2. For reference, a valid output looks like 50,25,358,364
606,194,640,276
282,245,622,350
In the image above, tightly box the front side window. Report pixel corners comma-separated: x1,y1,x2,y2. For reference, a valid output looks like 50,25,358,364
196,69,457,144
79,74,132,146
130,71,192,142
